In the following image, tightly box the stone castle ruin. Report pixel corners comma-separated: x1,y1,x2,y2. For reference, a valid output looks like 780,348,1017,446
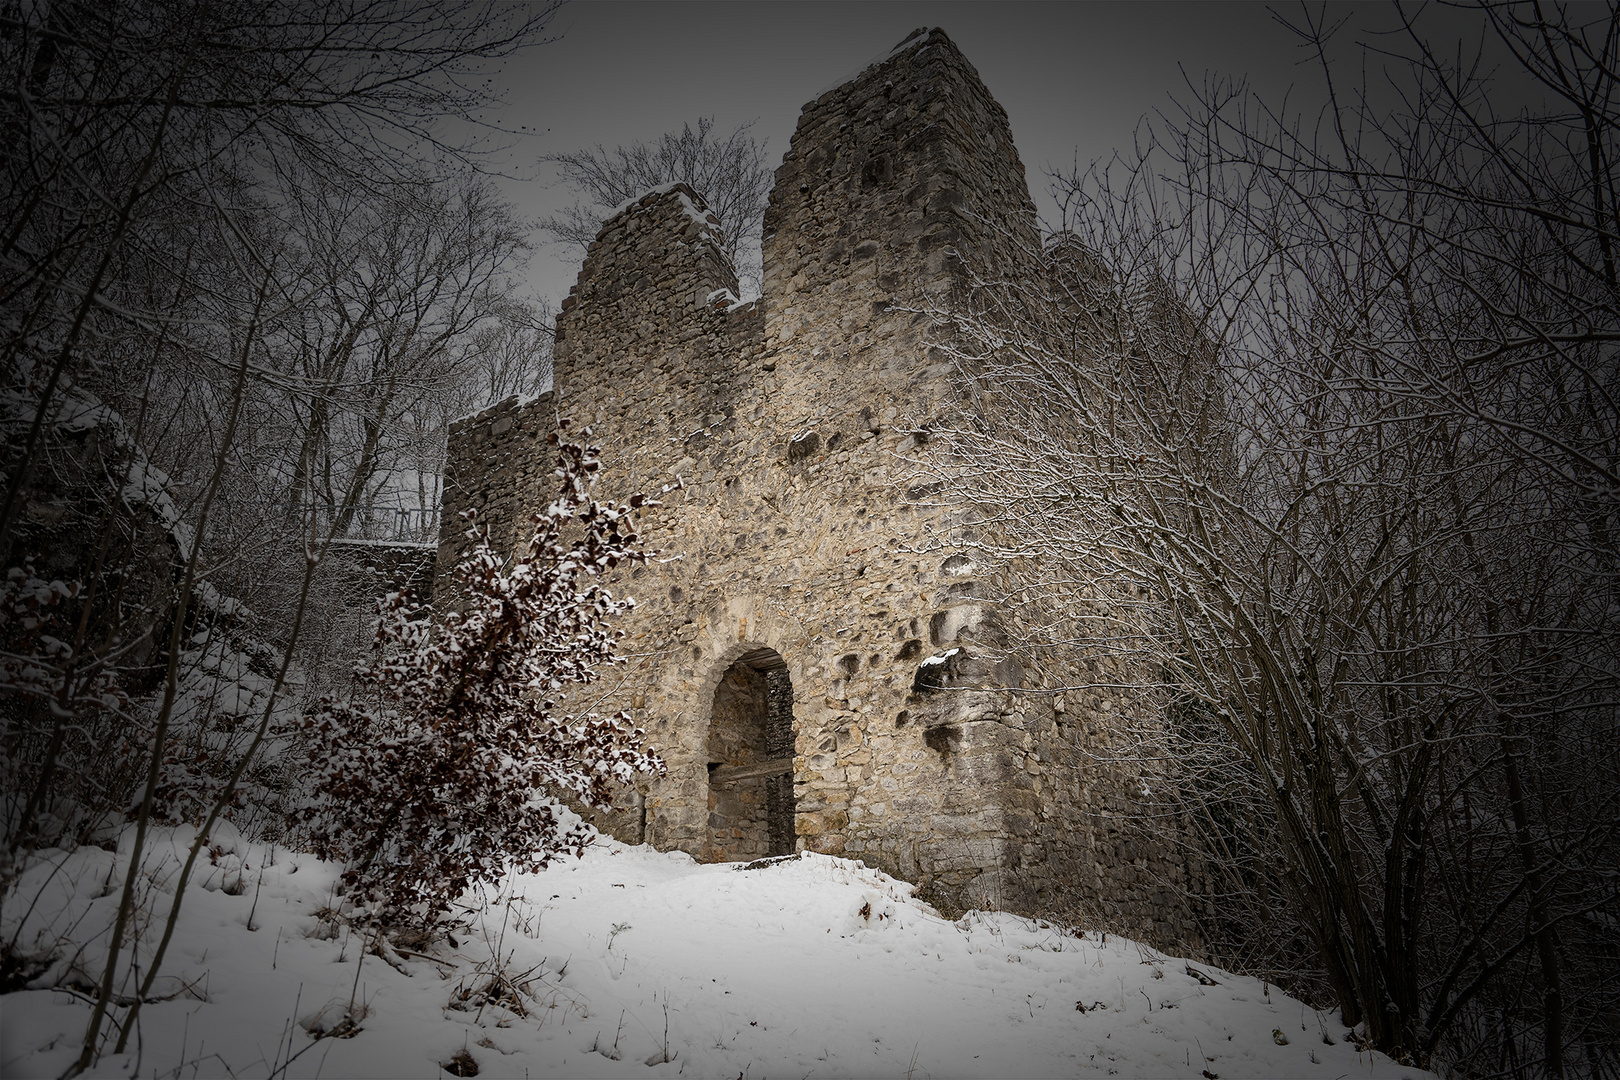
438,28,1202,943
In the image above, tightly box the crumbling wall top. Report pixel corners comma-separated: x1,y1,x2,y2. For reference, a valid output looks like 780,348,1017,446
558,182,737,323
601,181,728,248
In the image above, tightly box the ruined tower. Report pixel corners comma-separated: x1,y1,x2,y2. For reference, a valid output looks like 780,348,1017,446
438,29,1200,941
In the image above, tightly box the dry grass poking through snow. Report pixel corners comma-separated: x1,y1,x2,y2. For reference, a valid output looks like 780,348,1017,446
2,819,1435,1078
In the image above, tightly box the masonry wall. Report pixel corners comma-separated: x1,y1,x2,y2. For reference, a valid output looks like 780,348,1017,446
436,28,1203,947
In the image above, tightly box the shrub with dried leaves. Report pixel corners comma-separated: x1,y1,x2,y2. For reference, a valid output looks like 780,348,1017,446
295,425,664,924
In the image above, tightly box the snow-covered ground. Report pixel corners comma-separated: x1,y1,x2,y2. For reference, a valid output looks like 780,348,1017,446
2,821,1433,1079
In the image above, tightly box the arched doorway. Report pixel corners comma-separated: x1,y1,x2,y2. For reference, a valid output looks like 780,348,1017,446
705,647,795,861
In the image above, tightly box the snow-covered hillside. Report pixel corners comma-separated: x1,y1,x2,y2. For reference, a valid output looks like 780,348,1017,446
2,821,1433,1079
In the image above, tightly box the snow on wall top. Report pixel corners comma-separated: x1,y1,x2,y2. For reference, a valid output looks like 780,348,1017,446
596,182,728,256
449,389,553,431
119,457,194,559
605,180,691,221
811,26,933,99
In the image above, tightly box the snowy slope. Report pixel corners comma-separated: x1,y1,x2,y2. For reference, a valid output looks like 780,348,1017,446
2,824,1434,1079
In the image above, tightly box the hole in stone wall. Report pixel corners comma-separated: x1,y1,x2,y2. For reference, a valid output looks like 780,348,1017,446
837,653,860,675
861,155,893,188
895,639,922,661
923,724,961,757
787,431,820,463
705,648,795,862
913,658,949,695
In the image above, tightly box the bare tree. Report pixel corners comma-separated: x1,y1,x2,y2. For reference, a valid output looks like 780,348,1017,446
923,4,1618,1075
0,3,561,1072
0,0,559,542
268,166,527,538
462,297,556,407
539,116,772,297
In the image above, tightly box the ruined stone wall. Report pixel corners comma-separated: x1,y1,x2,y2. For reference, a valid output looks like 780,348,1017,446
435,28,1204,947
436,391,557,590
752,27,1052,913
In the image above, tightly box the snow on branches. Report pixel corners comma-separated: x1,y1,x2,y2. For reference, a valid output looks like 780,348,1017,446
295,425,665,924
0,563,126,716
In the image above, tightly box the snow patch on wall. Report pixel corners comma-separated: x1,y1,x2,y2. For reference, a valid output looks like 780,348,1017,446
705,287,745,312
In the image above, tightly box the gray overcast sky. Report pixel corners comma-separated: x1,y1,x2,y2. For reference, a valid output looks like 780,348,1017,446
473,1,1499,306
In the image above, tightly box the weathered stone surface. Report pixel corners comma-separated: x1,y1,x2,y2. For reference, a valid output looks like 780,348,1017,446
435,28,1204,950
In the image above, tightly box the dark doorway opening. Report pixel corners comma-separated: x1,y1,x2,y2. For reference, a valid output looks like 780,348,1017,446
705,647,795,861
